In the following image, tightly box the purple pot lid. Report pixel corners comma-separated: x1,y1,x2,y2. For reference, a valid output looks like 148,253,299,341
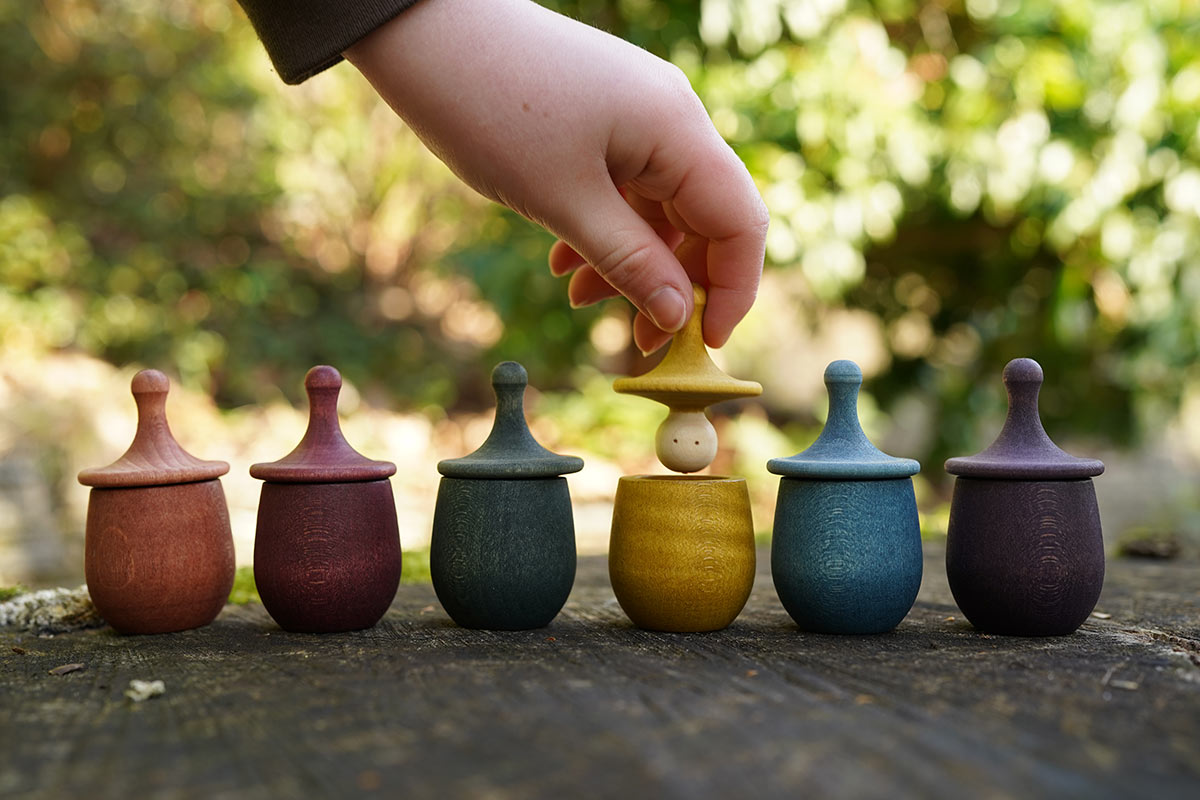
945,358,1104,480
438,362,583,479
767,360,919,480
250,366,396,484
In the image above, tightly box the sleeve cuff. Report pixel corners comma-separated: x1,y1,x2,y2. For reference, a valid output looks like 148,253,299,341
237,0,425,84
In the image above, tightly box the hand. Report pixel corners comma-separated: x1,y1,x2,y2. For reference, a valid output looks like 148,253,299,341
344,0,767,353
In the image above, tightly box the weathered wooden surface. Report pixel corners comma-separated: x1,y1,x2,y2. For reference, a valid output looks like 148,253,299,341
3,543,1199,799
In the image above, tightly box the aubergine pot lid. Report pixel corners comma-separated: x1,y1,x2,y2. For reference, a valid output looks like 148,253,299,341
250,366,396,484
438,362,584,479
945,358,1104,480
767,360,920,480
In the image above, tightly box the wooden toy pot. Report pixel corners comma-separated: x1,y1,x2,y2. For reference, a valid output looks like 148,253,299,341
431,362,583,630
767,359,922,634
78,370,235,634
944,358,1105,636
251,366,401,633
609,475,755,633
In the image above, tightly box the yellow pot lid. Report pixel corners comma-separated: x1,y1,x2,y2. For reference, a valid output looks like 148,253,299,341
614,285,761,411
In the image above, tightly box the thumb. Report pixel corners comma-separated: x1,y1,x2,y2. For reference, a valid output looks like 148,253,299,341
553,186,693,334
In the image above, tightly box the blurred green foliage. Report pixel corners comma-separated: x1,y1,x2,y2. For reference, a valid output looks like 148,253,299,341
3,0,1199,469
226,566,260,605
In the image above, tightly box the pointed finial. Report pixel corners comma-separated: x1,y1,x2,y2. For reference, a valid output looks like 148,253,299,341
945,358,1104,479
767,359,918,479
79,369,229,487
438,361,583,479
250,365,395,483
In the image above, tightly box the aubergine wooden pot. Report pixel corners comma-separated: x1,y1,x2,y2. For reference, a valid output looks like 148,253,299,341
609,475,755,633
945,358,1105,637
250,366,401,633
78,370,235,635
767,360,923,634
431,362,583,630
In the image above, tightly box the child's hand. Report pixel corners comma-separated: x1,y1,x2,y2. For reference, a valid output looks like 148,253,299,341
344,0,767,354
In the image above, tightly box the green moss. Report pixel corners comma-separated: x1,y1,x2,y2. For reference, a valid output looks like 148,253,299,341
401,549,432,584
0,585,28,602
226,567,261,605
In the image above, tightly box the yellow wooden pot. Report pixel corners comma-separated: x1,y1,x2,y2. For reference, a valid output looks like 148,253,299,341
609,475,755,632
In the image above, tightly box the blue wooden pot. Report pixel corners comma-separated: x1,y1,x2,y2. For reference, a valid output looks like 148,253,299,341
431,362,584,630
767,361,922,634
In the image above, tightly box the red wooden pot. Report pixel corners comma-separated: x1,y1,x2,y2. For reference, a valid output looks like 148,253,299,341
78,370,235,634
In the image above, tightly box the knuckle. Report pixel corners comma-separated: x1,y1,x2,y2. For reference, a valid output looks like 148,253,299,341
591,239,657,290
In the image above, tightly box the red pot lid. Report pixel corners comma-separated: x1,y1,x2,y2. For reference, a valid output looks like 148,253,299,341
250,366,395,484
945,358,1104,480
78,370,229,488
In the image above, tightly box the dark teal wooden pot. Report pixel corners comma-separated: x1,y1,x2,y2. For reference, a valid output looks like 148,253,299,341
767,361,923,634
431,362,583,631
771,477,921,634
431,477,576,630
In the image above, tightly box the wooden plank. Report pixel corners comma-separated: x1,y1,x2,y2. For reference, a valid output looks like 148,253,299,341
2,544,1198,799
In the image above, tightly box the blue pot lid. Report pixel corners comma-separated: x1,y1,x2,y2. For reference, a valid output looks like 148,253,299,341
767,360,920,480
945,358,1104,480
438,362,584,479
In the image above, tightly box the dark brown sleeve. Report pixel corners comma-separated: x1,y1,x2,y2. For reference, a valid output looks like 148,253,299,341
236,0,424,84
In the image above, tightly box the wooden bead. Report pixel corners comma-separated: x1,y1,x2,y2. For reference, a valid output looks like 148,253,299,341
654,410,717,473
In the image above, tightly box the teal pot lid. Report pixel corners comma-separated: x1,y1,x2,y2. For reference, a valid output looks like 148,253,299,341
767,360,920,480
438,362,584,479
945,358,1104,480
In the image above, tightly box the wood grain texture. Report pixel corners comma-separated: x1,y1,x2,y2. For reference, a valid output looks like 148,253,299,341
609,475,755,632
945,358,1104,480
78,369,228,488
430,477,576,630
254,480,401,633
613,285,761,411
767,361,920,480
946,478,1105,636
84,480,235,634
249,366,395,484
1,544,1198,799
436,362,583,480
772,477,922,633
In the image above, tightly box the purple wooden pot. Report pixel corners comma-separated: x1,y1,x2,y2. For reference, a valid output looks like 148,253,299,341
251,366,401,633
944,358,1104,636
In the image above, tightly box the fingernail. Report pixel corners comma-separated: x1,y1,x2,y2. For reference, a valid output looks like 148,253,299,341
644,287,686,333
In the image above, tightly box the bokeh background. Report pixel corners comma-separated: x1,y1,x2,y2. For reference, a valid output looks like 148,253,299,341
3,0,1199,586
